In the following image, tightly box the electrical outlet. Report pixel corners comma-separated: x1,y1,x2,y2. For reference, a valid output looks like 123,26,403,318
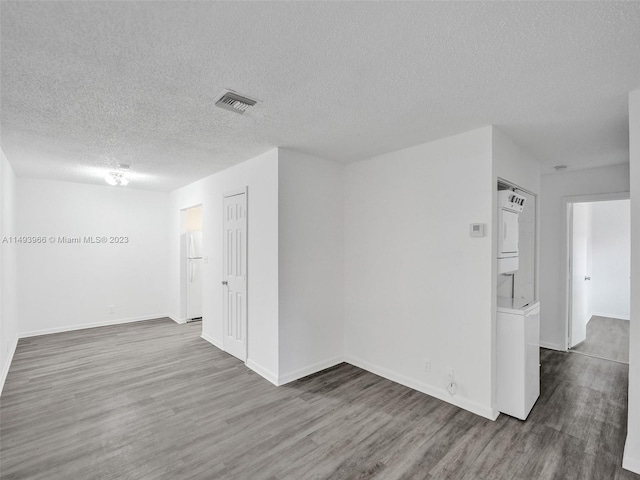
424,359,431,373
446,369,457,396
108,305,115,314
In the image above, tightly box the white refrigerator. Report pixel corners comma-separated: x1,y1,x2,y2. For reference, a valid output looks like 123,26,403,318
186,232,203,320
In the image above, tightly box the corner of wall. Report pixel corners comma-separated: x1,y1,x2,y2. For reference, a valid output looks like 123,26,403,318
624,436,640,475
0,150,19,396
0,335,18,396
277,149,345,382
246,358,280,386
623,89,640,474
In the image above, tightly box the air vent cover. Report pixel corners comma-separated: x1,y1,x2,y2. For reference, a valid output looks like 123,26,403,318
215,91,257,114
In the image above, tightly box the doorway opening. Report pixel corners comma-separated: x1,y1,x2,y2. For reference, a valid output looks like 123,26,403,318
565,194,630,363
180,205,203,325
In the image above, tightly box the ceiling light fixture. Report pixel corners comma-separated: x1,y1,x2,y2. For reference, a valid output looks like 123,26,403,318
105,171,129,186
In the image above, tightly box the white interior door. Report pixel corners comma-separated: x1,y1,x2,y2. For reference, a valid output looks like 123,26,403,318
223,192,247,361
570,203,590,348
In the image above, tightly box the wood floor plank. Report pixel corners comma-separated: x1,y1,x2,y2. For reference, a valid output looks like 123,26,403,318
1,318,637,480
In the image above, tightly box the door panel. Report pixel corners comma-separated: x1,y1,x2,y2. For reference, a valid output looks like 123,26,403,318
570,203,589,348
223,192,247,361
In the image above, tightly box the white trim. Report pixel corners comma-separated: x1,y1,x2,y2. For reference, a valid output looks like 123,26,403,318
539,341,566,351
169,314,187,324
589,312,630,321
200,332,224,350
344,354,498,421
0,334,19,396
179,202,203,212
18,314,170,338
278,356,344,385
564,202,573,351
246,358,278,386
223,186,248,199
562,191,630,205
623,438,640,474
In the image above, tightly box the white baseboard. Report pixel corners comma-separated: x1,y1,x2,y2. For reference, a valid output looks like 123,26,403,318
246,359,279,386
278,356,344,385
539,341,566,351
344,354,497,421
169,314,187,324
590,312,630,321
18,314,171,338
200,332,223,350
623,438,640,474
0,334,19,396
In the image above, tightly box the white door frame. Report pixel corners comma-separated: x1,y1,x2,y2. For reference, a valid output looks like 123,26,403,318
562,191,630,351
222,187,248,362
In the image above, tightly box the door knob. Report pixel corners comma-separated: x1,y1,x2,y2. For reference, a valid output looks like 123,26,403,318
221,281,228,285
584,276,591,281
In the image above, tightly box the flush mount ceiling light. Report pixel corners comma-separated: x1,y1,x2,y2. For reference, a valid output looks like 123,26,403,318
215,90,258,114
105,171,129,186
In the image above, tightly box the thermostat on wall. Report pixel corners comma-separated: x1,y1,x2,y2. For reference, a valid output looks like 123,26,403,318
470,223,485,237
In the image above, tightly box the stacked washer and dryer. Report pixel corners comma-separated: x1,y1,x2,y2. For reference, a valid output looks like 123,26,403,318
496,189,541,421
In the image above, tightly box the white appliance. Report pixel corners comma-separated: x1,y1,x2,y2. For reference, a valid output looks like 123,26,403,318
497,190,526,274
497,298,540,420
186,232,203,320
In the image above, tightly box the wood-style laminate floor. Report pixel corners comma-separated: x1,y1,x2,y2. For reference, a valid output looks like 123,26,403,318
1,318,638,480
572,316,630,363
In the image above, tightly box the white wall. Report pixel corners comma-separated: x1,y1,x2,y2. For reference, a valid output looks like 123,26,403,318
623,89,640,475
492,127,541,195
539,164,630,350
168,149,280,383
278,150,344,384
344,127,496,418
16,179,170,335
0,150,19,393
589,200,631,320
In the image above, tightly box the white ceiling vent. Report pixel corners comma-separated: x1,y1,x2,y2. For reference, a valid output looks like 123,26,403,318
215,90,257,114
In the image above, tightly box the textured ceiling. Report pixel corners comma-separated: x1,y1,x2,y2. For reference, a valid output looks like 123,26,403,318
1,1,639,191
